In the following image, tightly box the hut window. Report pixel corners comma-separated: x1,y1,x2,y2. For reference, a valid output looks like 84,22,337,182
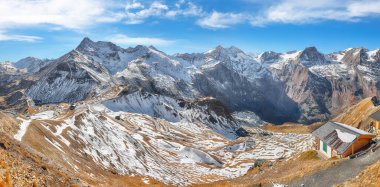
323,142,327,153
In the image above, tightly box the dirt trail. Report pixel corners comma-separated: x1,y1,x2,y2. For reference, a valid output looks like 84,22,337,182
289,148,380,187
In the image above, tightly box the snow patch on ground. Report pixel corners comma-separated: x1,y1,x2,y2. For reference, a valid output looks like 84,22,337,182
232,111,264,127
14,111,55,141
13,118,32,141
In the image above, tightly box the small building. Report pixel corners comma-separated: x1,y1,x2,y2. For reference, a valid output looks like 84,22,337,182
69,104,76,110
369,110,380,130
312,122,375,158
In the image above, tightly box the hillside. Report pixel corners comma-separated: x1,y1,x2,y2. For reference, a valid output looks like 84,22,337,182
0,133,79,186
337,159,380,187
333,97,380,131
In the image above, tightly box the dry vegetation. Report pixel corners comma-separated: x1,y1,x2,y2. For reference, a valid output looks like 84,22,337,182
0,133,79,187
192,151,340,187
262,122,324,134
333,97,380,131
110,176,172,187
0,112,21,136
336,159,380,187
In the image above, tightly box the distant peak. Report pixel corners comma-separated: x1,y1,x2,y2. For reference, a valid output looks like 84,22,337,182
17,56,41,62
81,37,94,44
227,46,244,53
296,46,329,67
341,47,369,65
299,46,322,57
215,45,223,49
76,37,95,51
126,45,150,53
207,45,244,54
302,46,319,53
345,47,368,53
259,51,281,63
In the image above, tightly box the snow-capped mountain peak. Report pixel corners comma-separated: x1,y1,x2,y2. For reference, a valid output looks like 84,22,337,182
205,45,245,57
258,51,281,64
13,57,51,74
341,47,368,65
76,37,95,51
296,46,330,67
0,61,19,74
27,49,114,104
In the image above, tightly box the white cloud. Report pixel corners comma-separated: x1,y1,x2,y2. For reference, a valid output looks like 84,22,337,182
1,0,380,41
0,0,109,30
251,0,380,26
347,0,380,17
124,0,204,24
0,0,126,42
125,0,144,10
0,32,41,42
124,1,169,24
166,1,204,18
109,34,174,46
197,11,247,29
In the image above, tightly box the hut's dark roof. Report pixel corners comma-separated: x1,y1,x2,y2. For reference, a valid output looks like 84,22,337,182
312,122,372,154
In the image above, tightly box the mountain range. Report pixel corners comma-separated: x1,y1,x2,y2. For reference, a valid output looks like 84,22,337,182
2,38,380,125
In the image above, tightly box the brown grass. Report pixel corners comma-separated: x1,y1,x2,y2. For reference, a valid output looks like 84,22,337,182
0,132,77,187
192,151,339,187
111,176,172,187
262,122,324,134
297,150,320,161
333,97,380,131
0,160,13,187
0,112,21,136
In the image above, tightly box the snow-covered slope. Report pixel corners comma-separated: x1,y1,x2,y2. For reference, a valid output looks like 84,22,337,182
12,100,313,186
14,57,51,73
27,50,114,104
103,91,242,138
115,47,198,98
203,46,266,81
0,61,19,74
77,37,160,75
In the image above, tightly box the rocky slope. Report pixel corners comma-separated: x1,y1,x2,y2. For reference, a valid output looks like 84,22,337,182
27,50,115,104
0,132,81,186
4,38,380,124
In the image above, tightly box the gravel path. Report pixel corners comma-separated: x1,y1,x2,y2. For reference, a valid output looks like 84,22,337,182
288,149,380,187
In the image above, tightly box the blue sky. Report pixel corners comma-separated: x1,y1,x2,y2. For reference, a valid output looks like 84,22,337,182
1,0,380,61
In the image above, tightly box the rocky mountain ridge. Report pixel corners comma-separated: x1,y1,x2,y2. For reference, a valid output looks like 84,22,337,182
1,38,380,124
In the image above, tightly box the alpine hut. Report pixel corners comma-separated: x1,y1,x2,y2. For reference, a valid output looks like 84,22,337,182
312,122,375,158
